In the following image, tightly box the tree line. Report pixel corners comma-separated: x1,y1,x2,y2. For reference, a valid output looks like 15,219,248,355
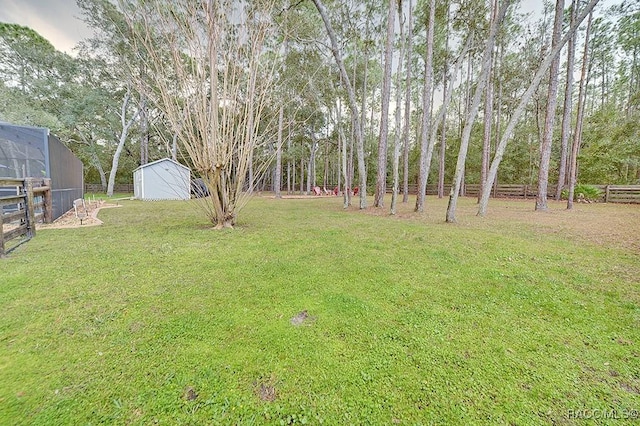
0,0,638,225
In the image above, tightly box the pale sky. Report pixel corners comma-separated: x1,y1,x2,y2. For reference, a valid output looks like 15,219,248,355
0,0,621,56
0,0,93,55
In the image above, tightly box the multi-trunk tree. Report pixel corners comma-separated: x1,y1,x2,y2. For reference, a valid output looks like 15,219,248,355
117,0,283,228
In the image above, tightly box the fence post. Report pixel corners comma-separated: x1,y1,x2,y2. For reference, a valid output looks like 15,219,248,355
0,215,5,258
605,185,610,203
25,178,36,239
43,178,53,223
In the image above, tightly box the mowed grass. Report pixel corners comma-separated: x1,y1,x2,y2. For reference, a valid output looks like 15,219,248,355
1,195,639,425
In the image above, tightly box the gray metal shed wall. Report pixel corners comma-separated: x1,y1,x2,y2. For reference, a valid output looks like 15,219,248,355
137,160,190,200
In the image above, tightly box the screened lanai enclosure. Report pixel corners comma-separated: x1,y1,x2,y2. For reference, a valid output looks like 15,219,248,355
0,123,83,220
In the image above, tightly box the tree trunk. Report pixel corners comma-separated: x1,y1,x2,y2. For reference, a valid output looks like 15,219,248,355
287,160,291,194
627,44,638,115
446,1,510,223
306,136,317,195
391,0,406,215
107,137,127,197
312,0,367,208
556,0,578,200
347,116,354,204
300,156,304,194
535,0,565,211
306,156,312,195
107,88,141,197
374,0,396,208
462,48,473,139
361,18,370,163
493,42,504,198
437,110,446,199
139,94,149,166
94,148,107,190
337,114,341,195
204,3,227,226
568,11,593,210
77,127,107,191
338,100,351,208
287,120,292,194
402,1,413,204
427,35,470,202
248,156,254,194
480,70,493,203
171,131,178,161
478,0,600,216
309,134,318,190
275,104,284,198
480,1,497,203
438,52,449,198
323,140,329,189
414,0,436,212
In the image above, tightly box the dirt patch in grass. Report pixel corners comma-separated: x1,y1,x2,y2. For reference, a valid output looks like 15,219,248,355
359,196,640,255
257,383,277,402
253,378,277,402
290,310,317,326
36,201,121,229
464,198,640,255
182,386,198,401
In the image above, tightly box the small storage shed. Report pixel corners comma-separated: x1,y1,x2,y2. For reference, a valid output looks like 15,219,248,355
133,158,190,200
0,122,83,220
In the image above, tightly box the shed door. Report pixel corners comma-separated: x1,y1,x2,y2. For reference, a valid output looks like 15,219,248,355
134,169,143,199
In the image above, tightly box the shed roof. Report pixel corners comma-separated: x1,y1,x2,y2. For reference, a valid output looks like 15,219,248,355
133,158,190,172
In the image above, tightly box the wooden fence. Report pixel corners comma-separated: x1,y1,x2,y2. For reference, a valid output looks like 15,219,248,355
84,183,135,193
385,183,640,203
605,185,640,203
1,178,53,257
87,181,640,204
389,183,554,198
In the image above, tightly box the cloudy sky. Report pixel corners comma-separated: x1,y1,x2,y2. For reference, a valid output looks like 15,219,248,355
0,0,93,54
0,0,620,55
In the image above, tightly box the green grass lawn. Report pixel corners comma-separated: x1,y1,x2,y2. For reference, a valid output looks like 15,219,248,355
1,196,639,425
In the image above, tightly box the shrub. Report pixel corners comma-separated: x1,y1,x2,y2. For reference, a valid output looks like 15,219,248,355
561,184,603,202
